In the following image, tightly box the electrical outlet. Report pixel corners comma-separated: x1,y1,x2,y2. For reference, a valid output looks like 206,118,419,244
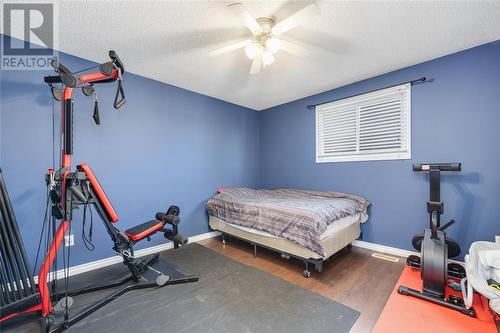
64,234,75,247
496,235,500,244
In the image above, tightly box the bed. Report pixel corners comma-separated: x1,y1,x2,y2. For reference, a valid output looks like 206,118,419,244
207,188,369,277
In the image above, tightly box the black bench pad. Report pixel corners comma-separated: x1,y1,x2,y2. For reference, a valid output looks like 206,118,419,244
125,220,164,241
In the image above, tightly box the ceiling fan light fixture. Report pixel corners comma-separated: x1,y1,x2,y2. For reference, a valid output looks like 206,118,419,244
262,50,275,66
244,42,260,59
266,37,280,54
213,2,321,74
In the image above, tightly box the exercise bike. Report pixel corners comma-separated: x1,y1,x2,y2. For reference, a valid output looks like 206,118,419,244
398,163,475,317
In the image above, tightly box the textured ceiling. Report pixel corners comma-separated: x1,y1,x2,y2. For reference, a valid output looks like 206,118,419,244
3,1,500,110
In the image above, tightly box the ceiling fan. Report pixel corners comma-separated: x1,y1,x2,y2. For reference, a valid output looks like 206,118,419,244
209,2,321,74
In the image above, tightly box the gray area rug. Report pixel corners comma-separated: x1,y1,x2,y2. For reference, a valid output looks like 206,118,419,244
2,243,359,333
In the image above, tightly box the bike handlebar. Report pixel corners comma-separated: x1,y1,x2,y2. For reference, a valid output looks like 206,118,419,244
413,163,461,172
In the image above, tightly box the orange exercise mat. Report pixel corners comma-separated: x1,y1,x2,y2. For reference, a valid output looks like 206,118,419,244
372,266,497,333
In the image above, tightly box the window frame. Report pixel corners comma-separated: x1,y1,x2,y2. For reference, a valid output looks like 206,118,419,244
315,83,411,163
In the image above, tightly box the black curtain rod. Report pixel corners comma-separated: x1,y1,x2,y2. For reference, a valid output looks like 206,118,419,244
306,76,427,110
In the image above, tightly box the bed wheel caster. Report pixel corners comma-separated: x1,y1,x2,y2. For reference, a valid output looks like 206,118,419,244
303,270,311,278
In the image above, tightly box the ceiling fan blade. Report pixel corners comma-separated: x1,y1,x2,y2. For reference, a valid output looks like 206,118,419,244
250,52,263,74
227,2,262,35
209,39,253,56
279,39,309,58
271,3,321,35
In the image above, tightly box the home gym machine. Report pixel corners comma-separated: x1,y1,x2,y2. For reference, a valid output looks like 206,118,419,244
0,51,199,332
398,163,475,317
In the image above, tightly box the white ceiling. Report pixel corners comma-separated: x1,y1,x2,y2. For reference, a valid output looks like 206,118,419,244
4,1,500,110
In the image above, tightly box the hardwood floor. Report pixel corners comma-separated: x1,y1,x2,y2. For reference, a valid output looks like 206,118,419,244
199,236,405,333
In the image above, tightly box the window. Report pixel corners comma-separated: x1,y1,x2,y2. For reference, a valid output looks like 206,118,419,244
316,83,411,163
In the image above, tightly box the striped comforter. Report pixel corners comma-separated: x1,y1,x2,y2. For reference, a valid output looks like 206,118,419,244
206,188,369,256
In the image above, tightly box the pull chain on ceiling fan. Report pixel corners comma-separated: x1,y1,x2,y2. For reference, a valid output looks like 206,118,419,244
209,2,321,74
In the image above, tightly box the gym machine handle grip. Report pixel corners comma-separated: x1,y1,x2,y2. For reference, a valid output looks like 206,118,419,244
113,80,126,109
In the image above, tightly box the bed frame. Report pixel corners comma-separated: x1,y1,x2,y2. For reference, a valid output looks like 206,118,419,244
209,215,363,278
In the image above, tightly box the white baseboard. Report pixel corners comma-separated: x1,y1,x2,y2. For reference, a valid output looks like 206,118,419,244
352,239,464,264
351,240,417,258
188,231,221,243
34,232,460,283
34,231,221,283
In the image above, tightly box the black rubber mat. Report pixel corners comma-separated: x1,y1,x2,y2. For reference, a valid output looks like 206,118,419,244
1,243,359,333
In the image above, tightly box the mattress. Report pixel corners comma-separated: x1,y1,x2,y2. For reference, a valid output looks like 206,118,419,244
209,210,367,260
207,188,370,256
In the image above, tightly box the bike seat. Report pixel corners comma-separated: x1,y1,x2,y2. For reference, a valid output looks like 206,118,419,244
125,220,164,241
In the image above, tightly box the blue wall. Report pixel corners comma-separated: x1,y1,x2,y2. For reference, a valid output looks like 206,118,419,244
1,36,499,270
0,37,260,269
259,41,500,258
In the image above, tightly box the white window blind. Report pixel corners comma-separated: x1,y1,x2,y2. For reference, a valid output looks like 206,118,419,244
316,83,411,163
